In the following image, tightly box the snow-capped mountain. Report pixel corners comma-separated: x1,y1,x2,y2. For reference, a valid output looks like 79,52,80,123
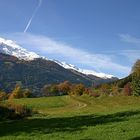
53,60,114,79
0,37,40,60
0,37,115,79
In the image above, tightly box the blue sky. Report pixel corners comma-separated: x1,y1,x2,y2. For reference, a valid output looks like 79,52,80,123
0,0,140,78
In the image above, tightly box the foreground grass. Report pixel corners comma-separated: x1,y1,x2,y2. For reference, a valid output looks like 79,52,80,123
0,95,140,140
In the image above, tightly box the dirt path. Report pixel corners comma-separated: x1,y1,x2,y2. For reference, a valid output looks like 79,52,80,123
77,102,87,109
69,96,88,109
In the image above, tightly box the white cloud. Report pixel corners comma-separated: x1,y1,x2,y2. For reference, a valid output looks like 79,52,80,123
119,34,140,45
119,50,140,62
6,32,130,77
119,34,140,62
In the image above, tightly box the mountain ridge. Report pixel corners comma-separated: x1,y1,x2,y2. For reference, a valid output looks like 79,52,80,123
0,37,116,79
0,37,118,95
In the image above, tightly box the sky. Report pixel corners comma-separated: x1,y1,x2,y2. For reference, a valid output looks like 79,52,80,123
0,0,140,78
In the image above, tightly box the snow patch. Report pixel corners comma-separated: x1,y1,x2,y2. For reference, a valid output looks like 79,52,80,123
0,37,40,60
54,60,114,79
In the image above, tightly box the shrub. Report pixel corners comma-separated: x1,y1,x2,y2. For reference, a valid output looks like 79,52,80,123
0,104,9,119
90,93,100,98
23,89,32,98
83,88,90,95
0,91,7,101
0,103,32,120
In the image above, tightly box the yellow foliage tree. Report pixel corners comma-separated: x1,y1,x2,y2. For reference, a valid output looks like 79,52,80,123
9,85,23,99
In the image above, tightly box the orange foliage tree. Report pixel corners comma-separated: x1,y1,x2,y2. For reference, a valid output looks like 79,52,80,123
57,81,71,95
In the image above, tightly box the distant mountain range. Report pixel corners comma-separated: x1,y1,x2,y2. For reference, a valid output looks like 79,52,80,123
0,37,118,94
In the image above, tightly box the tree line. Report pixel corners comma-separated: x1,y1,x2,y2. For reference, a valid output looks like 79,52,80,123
0,59,140,100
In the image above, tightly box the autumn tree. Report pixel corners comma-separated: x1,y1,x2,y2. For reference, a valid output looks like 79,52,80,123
58,81,71,95
111,84,120,95
132,59,140,78
124,82,132,96
100,83,110,95
0,91,7,101
70,83,85,96
9,84,23,99
42,84,59,96
132,79,140,96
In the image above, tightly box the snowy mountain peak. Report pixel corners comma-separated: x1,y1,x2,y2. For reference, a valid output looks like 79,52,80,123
53,60,79,70
0,37,40,60
0,37,115,79
53,60,114,79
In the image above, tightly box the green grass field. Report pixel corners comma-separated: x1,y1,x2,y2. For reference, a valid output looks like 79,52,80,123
0,95,140,140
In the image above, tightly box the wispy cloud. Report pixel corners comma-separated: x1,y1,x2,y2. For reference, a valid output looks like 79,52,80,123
119,33,140,62
6,32,130,77
119,50,140,63
24,0,42,33
119,34,140,45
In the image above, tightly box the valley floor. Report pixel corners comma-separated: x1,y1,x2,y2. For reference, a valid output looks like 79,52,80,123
0,95,140,140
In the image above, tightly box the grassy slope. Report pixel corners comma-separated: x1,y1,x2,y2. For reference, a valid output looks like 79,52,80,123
0,95,140,140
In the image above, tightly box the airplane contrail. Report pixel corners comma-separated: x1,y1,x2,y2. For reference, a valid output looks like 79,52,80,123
24,0,42,33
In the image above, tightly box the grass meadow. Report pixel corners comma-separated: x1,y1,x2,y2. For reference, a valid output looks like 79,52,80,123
0,95,140,140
